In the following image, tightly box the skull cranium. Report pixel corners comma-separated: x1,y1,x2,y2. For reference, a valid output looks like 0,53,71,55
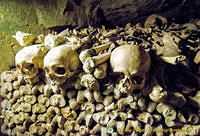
144,14,167,30
43,44,80,86
15,44,47,79
110,45,151,93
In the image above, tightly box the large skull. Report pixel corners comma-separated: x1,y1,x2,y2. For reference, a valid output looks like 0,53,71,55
15,44,47,79
110,45,151,93
43,44,80,86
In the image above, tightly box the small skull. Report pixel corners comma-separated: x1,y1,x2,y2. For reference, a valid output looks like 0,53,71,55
110,45,151,93
43,44,80,86
144,14,167,30
15,44,47,79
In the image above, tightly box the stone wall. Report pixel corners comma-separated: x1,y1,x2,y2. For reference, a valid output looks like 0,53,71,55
0,0,199,73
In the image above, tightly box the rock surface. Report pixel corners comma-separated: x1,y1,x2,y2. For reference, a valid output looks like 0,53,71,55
0,0,200,73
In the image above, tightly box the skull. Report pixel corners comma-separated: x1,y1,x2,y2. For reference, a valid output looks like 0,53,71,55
144,14,167,30
110,45,151,93
15,44,47,78
43,44,80,86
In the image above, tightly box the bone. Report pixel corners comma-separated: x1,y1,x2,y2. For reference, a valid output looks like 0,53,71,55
154,124,164,136
35,34,44,44
0,70,19,83
177,111,187,123
38,94,50,107
64,120,80,132
117,95,134,111
43,44,80,86
19,84,33,95
85,113,93,126
147,101,157,113
90,124,108,136
77,89,94,103
13,31,35,46
93,90,104,103
103,95,114,107
47,106,61,118
15,44,47,80
125,120,142,133
1,124,11,135
79,42,111,64
16,120,29,133
110,44,151,93
69,98,79,110
143,124,153,136
83,52,111,73
37,113,51,123
1,99,11,110
14,112,25,124
137,112,153,125
187,113,199,125
156,103,176,121
50,94,66,107
56,128,67,136
149,85,167,102
165,119,183,127
100,113,110,125
153,114,162,123
94,62,108,79
105,102,115,111
116,121,125,135
182,124,200,136
113,88,121,99
44,33,66,48
137,97,147,111
109,110,118,120
53,115,66,129
32,103,46,114
61,106,77,120
24,95,37,105
79,125,89,135
12,101,21,113
20,102,32,112
90,124,101,135
81,101,95,113
0,82,13,99
68,35,91,51
96,103,104,111
81,74,100,90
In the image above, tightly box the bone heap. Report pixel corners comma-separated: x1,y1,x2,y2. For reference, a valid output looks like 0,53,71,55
0,14,200,136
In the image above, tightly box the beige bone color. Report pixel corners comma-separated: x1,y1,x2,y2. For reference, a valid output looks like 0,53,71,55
43,44,80,85
15,44,48,79
110,44,151,93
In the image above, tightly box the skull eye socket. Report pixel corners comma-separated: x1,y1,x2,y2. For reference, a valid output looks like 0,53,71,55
131,76,144,84
23,63,34,70
55,67,66,75
155,17,163,28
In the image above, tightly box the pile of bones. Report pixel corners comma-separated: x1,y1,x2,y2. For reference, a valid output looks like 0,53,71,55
1,14,200,136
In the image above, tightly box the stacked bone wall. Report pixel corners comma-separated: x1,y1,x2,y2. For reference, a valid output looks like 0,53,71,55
0,16,200,135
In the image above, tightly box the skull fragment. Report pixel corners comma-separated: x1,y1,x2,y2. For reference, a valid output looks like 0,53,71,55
15,44,47,79
110,45,151,93
43,44,80,85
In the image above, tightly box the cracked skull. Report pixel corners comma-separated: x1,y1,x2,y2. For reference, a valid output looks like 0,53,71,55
110,45,151,93
15,44,47,78
43,44,80,85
